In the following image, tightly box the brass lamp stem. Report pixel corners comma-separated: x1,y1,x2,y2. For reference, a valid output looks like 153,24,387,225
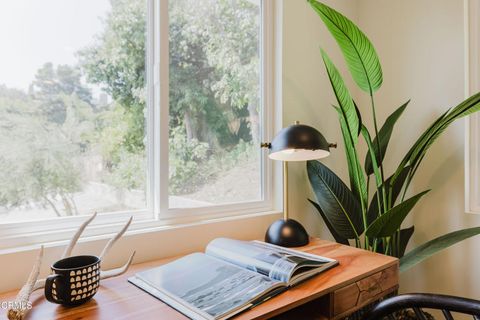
283,161,288,221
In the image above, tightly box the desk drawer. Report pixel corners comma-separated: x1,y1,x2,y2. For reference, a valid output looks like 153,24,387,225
333,264,398,318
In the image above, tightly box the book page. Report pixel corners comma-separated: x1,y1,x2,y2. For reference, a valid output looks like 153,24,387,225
134,253,282,320
206,238,334,283
253,241,338,285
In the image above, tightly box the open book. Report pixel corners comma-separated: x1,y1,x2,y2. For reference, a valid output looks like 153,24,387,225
128,238,338,320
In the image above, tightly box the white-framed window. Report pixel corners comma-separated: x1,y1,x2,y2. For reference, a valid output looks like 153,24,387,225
465,0,480,213
0,0,277,249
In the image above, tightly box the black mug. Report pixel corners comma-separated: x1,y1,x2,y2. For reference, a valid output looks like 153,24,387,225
45,255,101,306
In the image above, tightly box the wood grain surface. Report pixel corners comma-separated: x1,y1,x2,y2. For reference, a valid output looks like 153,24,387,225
0,238,398,320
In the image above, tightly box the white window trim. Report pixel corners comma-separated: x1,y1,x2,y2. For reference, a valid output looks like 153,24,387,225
465,0,480,214
0,0,283,251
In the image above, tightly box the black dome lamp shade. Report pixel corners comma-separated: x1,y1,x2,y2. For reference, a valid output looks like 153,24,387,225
268,122,332,161
261,121,336,248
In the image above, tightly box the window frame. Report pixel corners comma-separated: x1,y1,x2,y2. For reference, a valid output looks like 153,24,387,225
465,0,480,213
0,0,279,250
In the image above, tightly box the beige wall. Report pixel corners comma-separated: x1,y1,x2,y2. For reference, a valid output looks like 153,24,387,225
285,0,480,298
357,0,480,298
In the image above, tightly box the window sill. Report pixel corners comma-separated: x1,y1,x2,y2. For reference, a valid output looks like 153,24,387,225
0,210,281,292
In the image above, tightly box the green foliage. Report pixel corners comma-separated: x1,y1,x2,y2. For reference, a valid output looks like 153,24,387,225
393,92,480,189
0,77,93,216
307,160,363,239
308,199,349,245
365,190,429,238
95,102,145,190
321,49,367,209
169,125,256,195
169,126,210,194
79,0,146,108
308,0,383,94
78,0,146,154
361,125,382,189
308,0,480,272
400,227,480,272
321,50,360,145
367,166,411,225
104,148,146,191
364,101,409,175
398,226,415,258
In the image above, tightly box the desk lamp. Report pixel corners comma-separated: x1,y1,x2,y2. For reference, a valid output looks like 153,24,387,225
261,121,335,247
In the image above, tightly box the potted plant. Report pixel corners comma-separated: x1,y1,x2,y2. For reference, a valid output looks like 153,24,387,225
306,0,480,288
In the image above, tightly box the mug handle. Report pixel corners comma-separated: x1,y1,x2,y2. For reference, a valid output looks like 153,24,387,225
45,274,64,304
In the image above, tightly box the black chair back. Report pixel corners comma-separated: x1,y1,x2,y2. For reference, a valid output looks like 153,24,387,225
363,293,480,320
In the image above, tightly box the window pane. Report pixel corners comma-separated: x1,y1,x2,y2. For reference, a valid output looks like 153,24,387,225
168,0,262,208
0,0,148,222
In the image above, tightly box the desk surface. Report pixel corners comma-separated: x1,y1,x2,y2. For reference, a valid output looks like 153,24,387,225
0,238,398,320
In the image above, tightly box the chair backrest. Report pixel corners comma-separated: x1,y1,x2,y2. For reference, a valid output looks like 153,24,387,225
363,293,480,320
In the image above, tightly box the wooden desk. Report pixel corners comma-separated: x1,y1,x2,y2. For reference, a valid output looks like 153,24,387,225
0,239,398,320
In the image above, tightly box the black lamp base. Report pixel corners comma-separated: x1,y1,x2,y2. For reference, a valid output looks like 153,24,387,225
265,218,309,247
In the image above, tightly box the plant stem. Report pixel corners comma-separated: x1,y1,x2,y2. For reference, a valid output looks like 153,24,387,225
385,238,391,256
366,175,370,205
370,94,388,213
387,184,393,210
365,176,371,250
396,230,401,257
392,232,397,257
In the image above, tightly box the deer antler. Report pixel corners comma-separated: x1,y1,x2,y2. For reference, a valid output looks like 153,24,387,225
100,250,136,280
98,217,135,280
32,279,45,292
7,246,44,320
99,216,132,260
35,214,134,291
62,211,97,259
9,213,136,318
31,213,98,293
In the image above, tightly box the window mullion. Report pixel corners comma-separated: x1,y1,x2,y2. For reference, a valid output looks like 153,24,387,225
157,0,170,216
146,0,156,217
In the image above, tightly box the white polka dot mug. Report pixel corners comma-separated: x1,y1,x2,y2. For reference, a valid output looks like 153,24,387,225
45,255,101,306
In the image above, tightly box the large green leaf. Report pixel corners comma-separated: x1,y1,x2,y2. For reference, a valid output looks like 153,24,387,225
400,227,480,272
446,90,480,119
308,199,349,245
366,190,430,238
309,0,383,93
307,160,364,239
398,226,415,258
394,92,480,186
335,107,367,207
365,101,409,175
367,166,411,225
323,47,367,208
361,125,382,189
321,50,359,145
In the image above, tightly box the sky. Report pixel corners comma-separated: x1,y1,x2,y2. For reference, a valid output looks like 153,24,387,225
0,0,110,91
